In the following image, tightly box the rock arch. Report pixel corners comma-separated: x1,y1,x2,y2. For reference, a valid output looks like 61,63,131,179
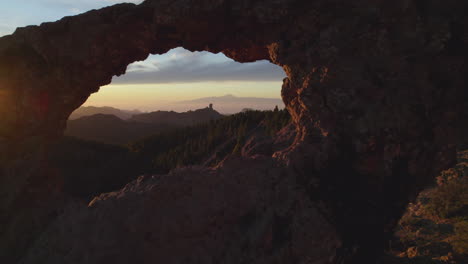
0,0,467,263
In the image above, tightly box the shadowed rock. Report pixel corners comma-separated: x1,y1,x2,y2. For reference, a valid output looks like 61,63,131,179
0,0,467,263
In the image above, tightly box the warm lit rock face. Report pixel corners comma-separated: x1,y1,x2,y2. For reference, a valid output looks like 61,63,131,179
0,0,467,263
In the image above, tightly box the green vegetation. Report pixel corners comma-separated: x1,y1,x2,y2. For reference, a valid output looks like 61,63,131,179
51,109,291,198
129,109,291,173
424,167,468,219
389,150,468,263
453,221,468,255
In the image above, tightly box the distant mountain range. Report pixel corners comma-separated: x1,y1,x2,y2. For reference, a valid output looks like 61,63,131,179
70,95,284,117
69,106,142,120
66,95,283,144
129,107,223,125
176,94,284,113
65,108,224,144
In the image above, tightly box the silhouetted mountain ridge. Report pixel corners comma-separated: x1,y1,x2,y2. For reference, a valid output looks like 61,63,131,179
176,94,284,113
69,106,142,120
65,107,224,144
129,107,223,125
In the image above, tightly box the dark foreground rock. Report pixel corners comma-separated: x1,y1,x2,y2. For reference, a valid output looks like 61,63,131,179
20,157,340,264
0,0,467,263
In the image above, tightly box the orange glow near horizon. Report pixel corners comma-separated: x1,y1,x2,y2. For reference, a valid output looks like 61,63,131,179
83,81,283,112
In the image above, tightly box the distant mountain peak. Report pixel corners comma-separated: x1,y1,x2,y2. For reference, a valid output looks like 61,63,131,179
76,113,124,122
128,107,223,125
69,106,142,120
175,95,284,114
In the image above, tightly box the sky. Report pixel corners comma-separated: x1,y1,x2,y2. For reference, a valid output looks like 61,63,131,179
0,0,286,112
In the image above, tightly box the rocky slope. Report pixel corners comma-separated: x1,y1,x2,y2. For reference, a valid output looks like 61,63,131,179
385,150,468,264
0,0,467,263
20,156,340,264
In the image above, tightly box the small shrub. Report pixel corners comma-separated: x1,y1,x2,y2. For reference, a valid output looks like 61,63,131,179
452,221,468,255
424,169,468,219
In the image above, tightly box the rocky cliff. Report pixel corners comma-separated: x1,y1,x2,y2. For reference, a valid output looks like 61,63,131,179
0,0,467,263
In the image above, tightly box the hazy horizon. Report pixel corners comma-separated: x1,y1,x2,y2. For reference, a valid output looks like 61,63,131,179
79,93,285,114
80,47,285,110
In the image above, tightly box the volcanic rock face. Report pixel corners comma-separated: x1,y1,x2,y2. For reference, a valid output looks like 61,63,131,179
0,0,467,263
21,157,341,264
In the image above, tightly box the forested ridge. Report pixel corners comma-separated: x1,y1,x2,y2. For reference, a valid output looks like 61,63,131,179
130,109,291,173
51,109,291,198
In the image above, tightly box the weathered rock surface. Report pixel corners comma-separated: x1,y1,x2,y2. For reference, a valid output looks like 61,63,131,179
20,157,340,264
0,0,467,263
242,123,296,157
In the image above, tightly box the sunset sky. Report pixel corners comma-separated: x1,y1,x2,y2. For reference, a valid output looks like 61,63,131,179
0,0,285,111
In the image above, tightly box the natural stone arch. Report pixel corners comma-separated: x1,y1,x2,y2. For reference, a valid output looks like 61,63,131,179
0,1,294,139
0,0,467,263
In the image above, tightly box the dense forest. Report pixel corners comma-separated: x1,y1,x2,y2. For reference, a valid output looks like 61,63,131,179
130,108,291,173
51,109,291,198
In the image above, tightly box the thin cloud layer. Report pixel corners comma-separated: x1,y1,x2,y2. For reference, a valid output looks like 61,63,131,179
113,48,286,84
